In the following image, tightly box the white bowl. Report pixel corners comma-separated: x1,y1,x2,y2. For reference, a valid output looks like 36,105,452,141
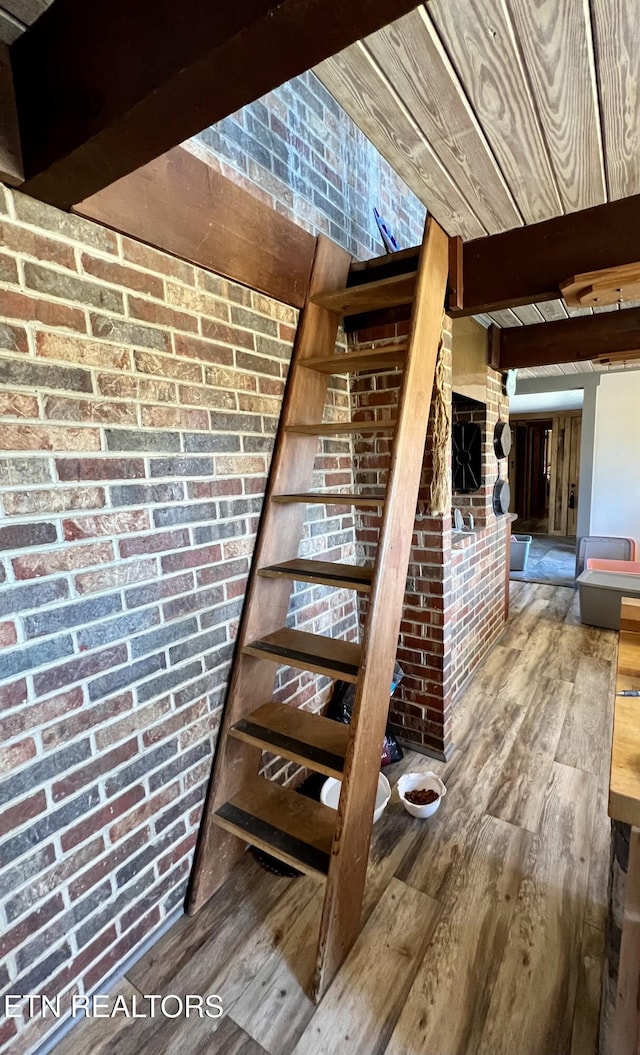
397,771,447,818
320,772,391,824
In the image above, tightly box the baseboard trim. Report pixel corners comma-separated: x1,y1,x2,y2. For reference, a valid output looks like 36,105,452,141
31,906,184,1055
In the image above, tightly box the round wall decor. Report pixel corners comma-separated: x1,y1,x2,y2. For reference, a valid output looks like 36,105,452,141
492,478,511,516
494,419,512,459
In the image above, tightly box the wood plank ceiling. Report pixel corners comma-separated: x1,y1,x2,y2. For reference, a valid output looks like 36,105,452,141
0,0,52,42
315,0,640,377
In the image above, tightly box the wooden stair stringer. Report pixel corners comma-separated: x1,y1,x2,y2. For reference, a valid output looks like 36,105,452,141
312,216,450,998
186,234,352,913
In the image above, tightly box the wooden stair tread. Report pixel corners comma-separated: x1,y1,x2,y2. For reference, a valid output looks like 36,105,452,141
287,420,396,436
259,557,374,592
310,272,417,316
272,491,385,507
304,343,407,374
213,774,336,878
230,701,349,779
244,627,361,682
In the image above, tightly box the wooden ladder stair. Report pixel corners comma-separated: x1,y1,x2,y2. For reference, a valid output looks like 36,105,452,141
187,217,450,999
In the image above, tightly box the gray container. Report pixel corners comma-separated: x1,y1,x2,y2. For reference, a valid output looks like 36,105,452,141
577,569,640,630
510,534,532,572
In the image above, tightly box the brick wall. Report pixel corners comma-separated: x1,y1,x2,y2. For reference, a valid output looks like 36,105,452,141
0,183,358,1055
189,70,427,261
351,318,508,757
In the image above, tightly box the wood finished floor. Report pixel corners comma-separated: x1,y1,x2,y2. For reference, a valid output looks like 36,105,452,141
55,583,616,1055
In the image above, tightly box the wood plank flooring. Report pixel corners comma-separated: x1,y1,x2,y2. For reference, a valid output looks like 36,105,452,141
54,583,616,1055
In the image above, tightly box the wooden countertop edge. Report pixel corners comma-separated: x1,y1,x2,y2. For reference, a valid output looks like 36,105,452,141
609,599,640,825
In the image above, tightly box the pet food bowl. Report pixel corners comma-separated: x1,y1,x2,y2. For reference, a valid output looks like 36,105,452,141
320,772,391,824
397,771,447,818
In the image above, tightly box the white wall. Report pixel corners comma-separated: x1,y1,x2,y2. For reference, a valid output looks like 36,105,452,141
591,371,640,545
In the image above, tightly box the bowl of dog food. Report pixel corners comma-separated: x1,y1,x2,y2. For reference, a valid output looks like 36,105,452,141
397,771,447,819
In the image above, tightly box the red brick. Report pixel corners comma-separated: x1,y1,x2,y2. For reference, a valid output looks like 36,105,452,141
42,692,133,751
142,700,207,748
0,687,84,741
13,541,114,580
1,790,48,834
119,529,190,558
161,543,221,574
0,1017,17,1048
3,486,105,516
0,620,17,647
95,698,170,750
36,330,131,370
0,222,77,269
186,478,242,499
34,644,128,698
96,372,176,403
75,558,157,595
108,783,180,843
134,349,202,382
83,908,161,993
43,394,138,425
63,509,150,540
177,383,235,410
0,677,28,709
52,738,138,801
201,318,254,349
0,289,86,331
80,253,164,297
0,391,39,419
0,320,29,354
70,828,149,899
56,457,145,481
0,425,102,452
128,295,198,333
140,404,209,430
62,786,146,851
173,333,234,365
74,924,118,977
121,237,195,283
0,738,36,776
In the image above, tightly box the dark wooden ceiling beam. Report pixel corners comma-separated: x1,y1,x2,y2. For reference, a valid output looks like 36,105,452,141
0,42,22,186
350,192,640,325
462,193,640,315
10,0,427,209
494,307,640,370
75,147,316,310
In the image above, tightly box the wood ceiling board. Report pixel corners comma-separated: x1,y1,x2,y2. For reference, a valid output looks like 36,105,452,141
511,305,545,325
499,305,640,369
426,0,562,224
535,300,569,322
315,48,486,240
13,0,436,208
488,309,523,328
0,7,22,41
591,0,640,200
506,0,606,212
364,9,522,234
1,0,50,23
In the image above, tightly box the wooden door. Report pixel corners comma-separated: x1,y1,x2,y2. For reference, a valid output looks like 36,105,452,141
548,413,581,536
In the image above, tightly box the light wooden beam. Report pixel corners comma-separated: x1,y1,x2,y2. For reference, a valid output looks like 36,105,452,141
10,0,428,209
75,147,317,310
493,307,640,370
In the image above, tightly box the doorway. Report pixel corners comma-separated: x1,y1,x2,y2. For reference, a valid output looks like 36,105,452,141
509,411,582,588
509,412,582,536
